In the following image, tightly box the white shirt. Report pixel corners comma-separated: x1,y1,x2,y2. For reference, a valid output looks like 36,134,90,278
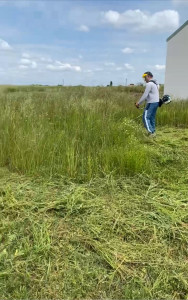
138,81,159,105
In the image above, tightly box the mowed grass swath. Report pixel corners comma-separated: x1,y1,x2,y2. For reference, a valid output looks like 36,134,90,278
0,85,188,299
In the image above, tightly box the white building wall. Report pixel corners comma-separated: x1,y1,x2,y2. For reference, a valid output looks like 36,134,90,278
164,24,188,100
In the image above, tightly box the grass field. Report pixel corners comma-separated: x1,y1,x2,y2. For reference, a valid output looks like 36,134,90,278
0,85,188,299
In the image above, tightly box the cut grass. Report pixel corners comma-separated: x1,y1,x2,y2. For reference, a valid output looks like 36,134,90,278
0,127,188,299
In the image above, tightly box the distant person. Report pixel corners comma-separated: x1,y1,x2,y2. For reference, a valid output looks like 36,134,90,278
135,71,159,137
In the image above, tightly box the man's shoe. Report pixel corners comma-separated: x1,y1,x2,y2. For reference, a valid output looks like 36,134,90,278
149,132,156,138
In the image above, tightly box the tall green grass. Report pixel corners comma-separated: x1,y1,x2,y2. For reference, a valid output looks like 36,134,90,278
0,85,187,180
0,86,147,180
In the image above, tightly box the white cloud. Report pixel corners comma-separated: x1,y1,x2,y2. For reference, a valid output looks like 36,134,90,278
148,10,179,32
19,58,37,69
55,60,63,65
0,38,12,50
116,67,123,71
124,63,134,71
154,64,166,70
103,10,120,25
31,61,37,69
46,62,81,72
84,69,93,73
22,53,30,58
20,58,31,65
94,68,103,71
40,57,53,63
19,65,29,70
102,9,179,33
122,47,134,54
77,25,90,32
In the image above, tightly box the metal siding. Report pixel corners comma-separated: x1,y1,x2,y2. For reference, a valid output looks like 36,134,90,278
164,24,188,99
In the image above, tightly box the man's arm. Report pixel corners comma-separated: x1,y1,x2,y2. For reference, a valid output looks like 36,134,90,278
137,83,151,105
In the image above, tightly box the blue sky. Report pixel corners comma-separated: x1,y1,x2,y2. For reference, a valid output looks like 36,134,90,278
0,0,187,86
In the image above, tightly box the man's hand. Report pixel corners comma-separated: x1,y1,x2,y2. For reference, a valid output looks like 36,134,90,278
135,102,140,109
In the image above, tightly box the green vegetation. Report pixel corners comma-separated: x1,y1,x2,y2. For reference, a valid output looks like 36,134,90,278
0,85,188,299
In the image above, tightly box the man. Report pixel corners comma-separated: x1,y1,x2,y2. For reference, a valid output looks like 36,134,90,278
135,71,159,136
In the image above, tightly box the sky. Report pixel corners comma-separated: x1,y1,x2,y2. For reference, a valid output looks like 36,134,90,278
0,0,188,86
